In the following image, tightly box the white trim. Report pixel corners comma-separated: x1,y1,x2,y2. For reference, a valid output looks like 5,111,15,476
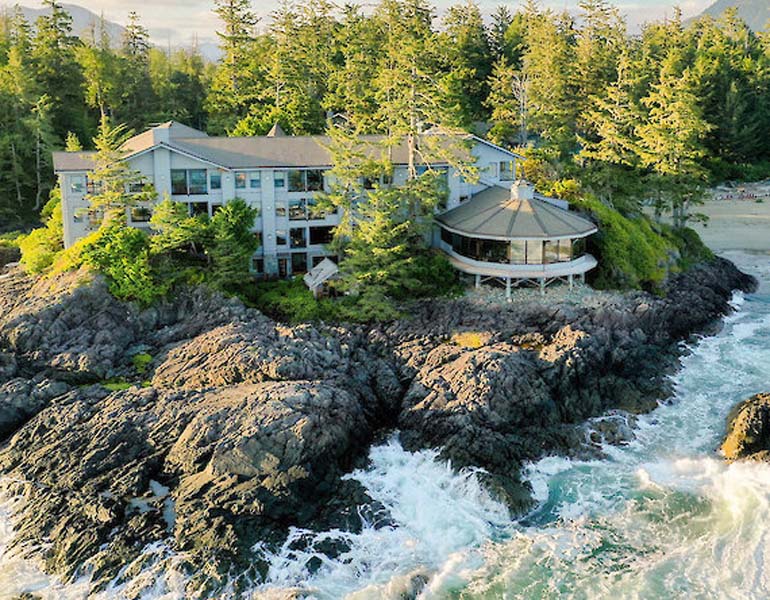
441,243,598,279
470,135,524,159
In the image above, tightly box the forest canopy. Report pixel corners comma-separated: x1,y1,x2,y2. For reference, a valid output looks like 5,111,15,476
1,0,769,229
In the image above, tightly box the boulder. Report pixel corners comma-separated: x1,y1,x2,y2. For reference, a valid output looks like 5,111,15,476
721,393,770,460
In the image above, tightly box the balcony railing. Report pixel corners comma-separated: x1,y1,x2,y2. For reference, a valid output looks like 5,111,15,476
440,241,597,279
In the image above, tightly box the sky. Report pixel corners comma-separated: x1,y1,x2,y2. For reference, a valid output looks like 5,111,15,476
15,0,716,46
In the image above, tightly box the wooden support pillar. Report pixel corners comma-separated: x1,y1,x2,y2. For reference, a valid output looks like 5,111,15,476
540,278,545,296
506,277,512,302
569,274,574,290
475,274,481,289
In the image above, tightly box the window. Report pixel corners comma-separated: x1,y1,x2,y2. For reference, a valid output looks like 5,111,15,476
70,175,86,194
306,170,323,191
312,255,328,268
171,169,207,195
288,169,324,192
276,229,288,246
363,176,377,190
509,240,526,264
250,172,261,189
211,204,223,216
309,226,334,246
307,198,326,219
274,171,286,189
235,172,247,189
275,202,287,218
86,178,101,194
290,227,307,248
288,170,304,192
459,195,470,204
171,170,187,195
289,198,307,220
500,161,515,181
251,257,264,274
291,253,308,274
190,202,208,216
189,170,206,194
127,181,146,194
130,206,152,222
254,232,263,248
544,240,559,263
210,173,222,190
416,165,429,177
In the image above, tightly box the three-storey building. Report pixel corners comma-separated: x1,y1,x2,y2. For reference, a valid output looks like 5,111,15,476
53,121,526,278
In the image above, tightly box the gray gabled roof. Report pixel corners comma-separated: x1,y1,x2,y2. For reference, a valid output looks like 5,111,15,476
436,185,597,241
52,150,98,172
53,121,521,173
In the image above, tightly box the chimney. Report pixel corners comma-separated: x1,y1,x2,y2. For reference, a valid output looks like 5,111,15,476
511,179,535,201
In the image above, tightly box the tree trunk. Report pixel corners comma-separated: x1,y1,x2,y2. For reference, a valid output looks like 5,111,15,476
34,130,43,211
10,141,23,207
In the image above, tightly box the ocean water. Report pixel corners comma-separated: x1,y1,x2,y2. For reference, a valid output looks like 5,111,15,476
1,253,769,600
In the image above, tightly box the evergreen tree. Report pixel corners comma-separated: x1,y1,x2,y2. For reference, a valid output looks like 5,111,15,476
31,0,87,140
437,1,493,127
520,4,578,153
119,12,155,130
636,55,712,226
85,116,155,224
206,0,259,133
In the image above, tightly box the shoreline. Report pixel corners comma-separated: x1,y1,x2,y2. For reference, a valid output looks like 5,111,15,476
0,252,759,595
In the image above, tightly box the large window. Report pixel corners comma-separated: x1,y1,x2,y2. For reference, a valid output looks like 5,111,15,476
274,171,286,189
250,172,261,189
309,226,334,245
276,229,288,246
235,172,247,189
500,160,515,181
210,172,222,190
130,206,152,223
70,175,86,194
291,253,308,274
275,202,287,218
289,198,307,220
288,169,324,192
171,169,207,195
290,227,307,248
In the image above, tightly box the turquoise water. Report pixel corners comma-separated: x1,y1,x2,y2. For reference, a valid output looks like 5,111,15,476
1,253,768,599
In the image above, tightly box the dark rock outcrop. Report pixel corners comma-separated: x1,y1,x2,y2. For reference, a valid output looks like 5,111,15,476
721,393,770,460
0,256,757,593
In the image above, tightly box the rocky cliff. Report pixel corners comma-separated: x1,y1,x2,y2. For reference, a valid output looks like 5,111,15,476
0,258,756,593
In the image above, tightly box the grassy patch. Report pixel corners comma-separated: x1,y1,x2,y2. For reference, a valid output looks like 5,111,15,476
131,352,153,375
102,380,133,392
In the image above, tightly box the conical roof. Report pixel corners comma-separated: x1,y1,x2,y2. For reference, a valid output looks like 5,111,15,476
436,185,597,241
267,122,287,137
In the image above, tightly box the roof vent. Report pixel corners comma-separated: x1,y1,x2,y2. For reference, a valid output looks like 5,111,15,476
267,122,286,137
511,179,535,201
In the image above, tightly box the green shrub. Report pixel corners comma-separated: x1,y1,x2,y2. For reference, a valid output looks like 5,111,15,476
247,278,341,323
131,352,153,374
18,192,64,273
0,231,22,267
572,196,677,290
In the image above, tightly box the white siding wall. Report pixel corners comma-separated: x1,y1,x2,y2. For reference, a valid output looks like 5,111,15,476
59,140,520,277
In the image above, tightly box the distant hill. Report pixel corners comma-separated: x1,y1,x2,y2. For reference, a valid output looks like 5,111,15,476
1,3,222,61
3,2,125,42
700,0,770,31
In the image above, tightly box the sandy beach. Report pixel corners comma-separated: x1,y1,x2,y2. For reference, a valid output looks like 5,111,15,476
693,181,770,254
